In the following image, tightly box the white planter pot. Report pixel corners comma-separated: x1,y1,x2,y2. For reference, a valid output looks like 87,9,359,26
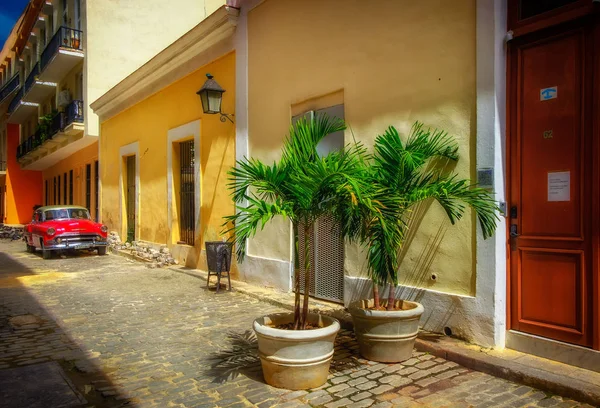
349,299,424,363
253,313,340,390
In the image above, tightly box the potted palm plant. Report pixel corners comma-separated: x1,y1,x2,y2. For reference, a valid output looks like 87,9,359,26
349,123,499,362
224,114,370,390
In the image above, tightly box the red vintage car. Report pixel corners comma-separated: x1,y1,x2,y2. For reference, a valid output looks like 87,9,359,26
23,205,109,259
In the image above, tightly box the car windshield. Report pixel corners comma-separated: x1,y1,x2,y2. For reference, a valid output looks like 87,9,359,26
44,208,91,221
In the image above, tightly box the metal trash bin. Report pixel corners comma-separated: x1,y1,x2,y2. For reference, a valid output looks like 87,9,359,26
205,241,233,293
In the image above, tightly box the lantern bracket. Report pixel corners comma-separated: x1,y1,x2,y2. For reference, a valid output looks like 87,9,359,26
220,113,235,123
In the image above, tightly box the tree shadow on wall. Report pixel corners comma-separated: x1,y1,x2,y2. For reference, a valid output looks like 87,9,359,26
347,196,460,340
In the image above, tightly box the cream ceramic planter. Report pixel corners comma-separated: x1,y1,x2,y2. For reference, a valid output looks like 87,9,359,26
349,299,424,363
253,313,340,390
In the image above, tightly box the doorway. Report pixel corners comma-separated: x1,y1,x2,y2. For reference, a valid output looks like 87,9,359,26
0,185,5,222
293,104,345,304
508,19,599,348
126,155,136,242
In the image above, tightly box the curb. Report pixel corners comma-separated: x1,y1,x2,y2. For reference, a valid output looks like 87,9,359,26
415,337,600,406
109,253,600,406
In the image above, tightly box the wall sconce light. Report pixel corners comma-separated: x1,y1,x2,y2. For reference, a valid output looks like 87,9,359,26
196,73,234,123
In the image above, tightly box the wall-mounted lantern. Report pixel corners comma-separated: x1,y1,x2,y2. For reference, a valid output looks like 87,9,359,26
196,73,234,123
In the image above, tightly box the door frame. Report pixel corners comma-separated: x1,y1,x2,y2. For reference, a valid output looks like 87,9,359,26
506,16,600,350
119,142,140,242
593,21,600,351
166,120,201,247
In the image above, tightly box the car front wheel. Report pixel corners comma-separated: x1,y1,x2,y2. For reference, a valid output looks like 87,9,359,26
97,246,107,256
41,242,52,260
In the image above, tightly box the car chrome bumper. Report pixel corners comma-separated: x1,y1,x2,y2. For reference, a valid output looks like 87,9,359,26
44,241,109,250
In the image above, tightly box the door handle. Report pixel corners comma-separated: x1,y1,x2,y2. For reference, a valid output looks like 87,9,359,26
510,224,519,238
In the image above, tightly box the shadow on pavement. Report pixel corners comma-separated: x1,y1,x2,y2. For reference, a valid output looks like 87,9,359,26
205,329,364,385
0,242,136,408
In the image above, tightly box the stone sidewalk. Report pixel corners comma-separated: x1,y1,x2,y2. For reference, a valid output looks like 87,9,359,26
0,239,593,408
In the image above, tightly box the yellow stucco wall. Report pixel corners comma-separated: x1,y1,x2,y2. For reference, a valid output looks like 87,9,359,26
247,0,477,296
84,0,227,138
99,52,236,268
42,141,99,212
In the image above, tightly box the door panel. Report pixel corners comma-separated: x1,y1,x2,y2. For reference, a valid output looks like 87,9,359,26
509,25,593,347
519,32,583,239
519,249,583,332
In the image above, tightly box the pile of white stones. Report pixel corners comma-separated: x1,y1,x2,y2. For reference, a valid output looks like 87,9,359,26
0,225,24,240
107,231,122,248
108,231,177,268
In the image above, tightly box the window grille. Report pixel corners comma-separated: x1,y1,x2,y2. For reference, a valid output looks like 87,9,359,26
126,156,136,242
179,140,195,245
69,170,73,204
94,161,99,221
63,173,67,204
85,164,91,211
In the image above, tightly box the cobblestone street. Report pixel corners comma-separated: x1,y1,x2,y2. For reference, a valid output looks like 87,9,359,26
0,240,593,408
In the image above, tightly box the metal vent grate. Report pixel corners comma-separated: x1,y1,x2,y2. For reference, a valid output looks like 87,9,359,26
295,215,344,303
315,215,344,302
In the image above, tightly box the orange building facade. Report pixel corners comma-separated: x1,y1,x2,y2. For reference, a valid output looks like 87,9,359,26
3,123,42,224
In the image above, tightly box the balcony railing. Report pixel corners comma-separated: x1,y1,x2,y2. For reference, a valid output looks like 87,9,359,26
65,100,84,126
40,26,83,73
8,87,24,114
16,111,65,160
24,63,40,95
0,74,20,104
50,111,65,137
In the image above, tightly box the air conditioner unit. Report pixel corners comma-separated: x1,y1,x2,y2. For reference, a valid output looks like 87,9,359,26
58,90,71,107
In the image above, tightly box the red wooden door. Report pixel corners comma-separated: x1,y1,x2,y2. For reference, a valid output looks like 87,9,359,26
509,21,596,347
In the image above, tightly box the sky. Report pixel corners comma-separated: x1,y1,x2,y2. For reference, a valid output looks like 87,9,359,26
0,0,30,49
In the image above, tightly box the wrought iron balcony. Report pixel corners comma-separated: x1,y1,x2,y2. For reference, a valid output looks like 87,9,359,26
65,100,84,126
21,62,55,104
49,111,65,137
8,87,24,115
16,112,65,161
0,74,20,105
7,86,39,124
24,63,40,95
39,27,84,82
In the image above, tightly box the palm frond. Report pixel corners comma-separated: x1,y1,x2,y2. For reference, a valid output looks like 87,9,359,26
405,174,500,239
227,158,289,203
281,113,346,167
222,197,293,262
405,122,459,161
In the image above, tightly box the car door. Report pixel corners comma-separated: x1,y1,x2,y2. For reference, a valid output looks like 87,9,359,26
31,211,43,249
24,213,35,246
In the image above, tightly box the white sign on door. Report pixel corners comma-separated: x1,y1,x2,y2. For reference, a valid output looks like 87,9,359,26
548,171,570,202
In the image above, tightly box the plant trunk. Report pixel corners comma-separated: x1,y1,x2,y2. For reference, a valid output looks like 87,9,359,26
293,223,301,330
373,281,380,309
386,282,396,311
301,223,311,329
